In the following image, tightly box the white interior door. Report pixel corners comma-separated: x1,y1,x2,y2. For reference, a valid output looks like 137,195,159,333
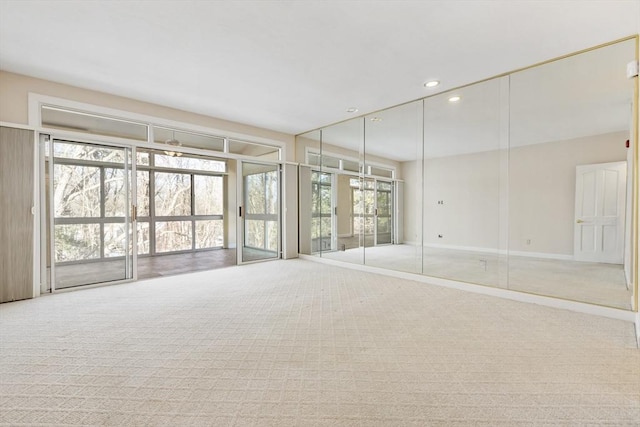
574,161,626,264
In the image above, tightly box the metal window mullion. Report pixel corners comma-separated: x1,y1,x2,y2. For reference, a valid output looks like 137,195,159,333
55,217,121,225
154,215,223,221
100,166,105,259
149,167,156,256
48,140,56,291
125,146,133,280
373,179,378,247
264,172,269,250
52,156,128,169
244,214,278,221
191,173,196,250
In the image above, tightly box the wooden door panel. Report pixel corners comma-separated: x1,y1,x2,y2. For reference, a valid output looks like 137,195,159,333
0,126,34,303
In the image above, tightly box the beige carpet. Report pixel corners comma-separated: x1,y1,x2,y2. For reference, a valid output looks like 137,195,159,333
1,259,638,426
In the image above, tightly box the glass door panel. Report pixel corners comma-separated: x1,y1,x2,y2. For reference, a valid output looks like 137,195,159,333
311,171,334,253
376,180,393,245
51,140,132,288
360,178,376,248
241,162,280,262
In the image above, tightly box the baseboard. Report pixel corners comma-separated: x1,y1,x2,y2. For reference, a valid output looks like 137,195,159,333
424,243,502,255
508,250,573,261
421,243,574,261
299,254,636,324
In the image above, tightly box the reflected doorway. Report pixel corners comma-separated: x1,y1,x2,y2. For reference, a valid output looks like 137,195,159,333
311,171,335,252
351,177,394,249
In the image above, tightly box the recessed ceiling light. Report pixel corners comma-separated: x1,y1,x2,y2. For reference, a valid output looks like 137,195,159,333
448,95,461,102
424,80,440,88
346,107,358,113
370,117,383,122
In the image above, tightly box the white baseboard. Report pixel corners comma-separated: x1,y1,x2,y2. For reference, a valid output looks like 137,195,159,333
508,250,573,261
299,254,636,324
424,243,501,255
419,243,574,261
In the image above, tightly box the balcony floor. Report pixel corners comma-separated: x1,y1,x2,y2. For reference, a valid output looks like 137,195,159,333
50,249,237,289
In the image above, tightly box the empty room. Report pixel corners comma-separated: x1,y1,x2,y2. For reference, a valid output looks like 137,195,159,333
1,1,639,425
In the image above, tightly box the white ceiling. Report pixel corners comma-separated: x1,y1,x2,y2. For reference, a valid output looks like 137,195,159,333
0,1,638,138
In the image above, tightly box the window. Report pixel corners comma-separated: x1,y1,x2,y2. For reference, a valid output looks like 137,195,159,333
139,149,226,255
311,171,333,252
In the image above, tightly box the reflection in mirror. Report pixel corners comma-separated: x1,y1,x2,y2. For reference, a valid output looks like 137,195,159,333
423,77,509,288
296,130,321,256
362,100,423,273
508,38,636,309
315,118,365,264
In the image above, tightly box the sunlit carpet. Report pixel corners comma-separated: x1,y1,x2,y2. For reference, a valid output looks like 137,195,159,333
1,259,638,426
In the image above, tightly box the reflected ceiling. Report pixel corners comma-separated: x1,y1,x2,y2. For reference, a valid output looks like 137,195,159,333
313,38,635,161
1,1,638,135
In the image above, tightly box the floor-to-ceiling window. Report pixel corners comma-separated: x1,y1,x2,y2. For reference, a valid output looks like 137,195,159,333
137,149,226,256
40,105,284,289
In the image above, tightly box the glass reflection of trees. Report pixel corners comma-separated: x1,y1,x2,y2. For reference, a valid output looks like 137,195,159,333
139,151,225,255
311,171,332,252
245,169,279,252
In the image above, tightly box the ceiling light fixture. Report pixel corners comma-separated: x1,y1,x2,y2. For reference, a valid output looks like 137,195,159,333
346,107,359,113
164,131,183,157
424,80,440,88
370,117,383,122
448,95,461,102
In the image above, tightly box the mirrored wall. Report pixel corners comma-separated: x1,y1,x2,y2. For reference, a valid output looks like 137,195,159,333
298,37,637,310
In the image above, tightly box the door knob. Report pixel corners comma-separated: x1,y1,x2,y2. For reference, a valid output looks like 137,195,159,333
576,219,584,224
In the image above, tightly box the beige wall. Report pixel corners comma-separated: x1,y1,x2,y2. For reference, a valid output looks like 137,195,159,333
0,71,296,161
295,135,320,164
424,149,503,249
399,159,421,244
336,175,353,236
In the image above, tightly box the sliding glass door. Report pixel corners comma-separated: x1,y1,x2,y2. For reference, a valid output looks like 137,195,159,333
239,161,280,262
376,180,393,245
311,170,334,253
353,177,394,248
50,140,132,288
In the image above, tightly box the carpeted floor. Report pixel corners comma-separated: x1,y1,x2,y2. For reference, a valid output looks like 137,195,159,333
320,245,632,309
1,259,638,426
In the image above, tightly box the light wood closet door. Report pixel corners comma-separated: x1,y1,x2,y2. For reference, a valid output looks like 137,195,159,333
0,126,35,303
